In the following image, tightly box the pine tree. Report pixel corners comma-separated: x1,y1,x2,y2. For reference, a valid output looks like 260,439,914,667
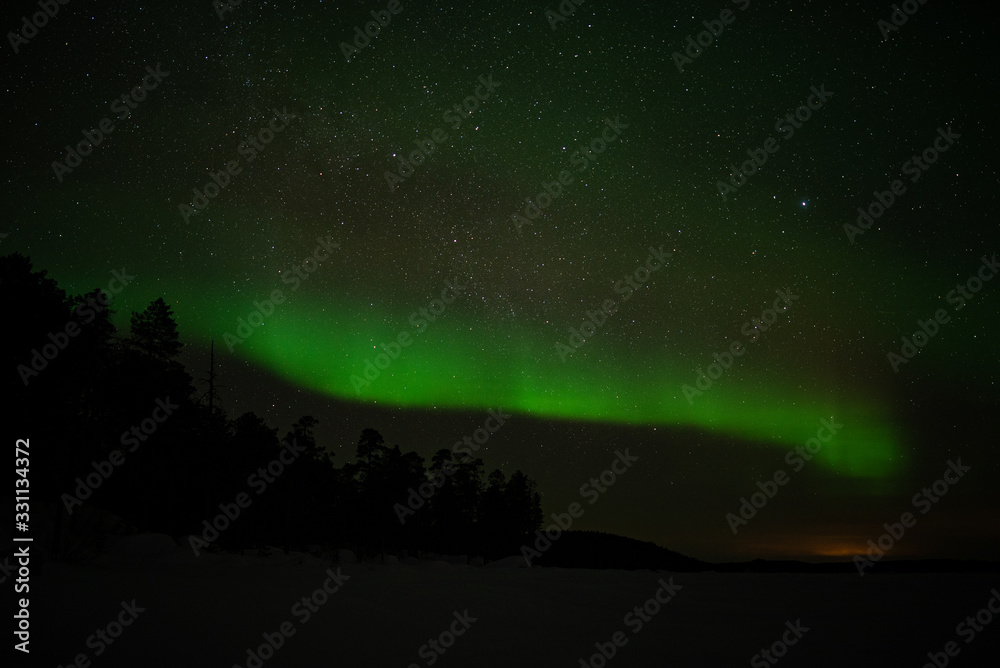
129,297,182,360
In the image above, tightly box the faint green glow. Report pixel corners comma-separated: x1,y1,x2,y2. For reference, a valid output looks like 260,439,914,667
191,293,905,484
45,270,903,485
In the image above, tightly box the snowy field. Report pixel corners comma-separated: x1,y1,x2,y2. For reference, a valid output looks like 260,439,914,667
30,535,1000,667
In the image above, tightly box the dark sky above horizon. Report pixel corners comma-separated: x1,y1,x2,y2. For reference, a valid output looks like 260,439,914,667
4,0,998,563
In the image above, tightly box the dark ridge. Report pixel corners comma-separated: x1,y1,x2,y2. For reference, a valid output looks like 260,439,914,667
531,531,1000,574
532,530,708,571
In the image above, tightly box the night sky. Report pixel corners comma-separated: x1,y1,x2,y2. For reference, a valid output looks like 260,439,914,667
4,0,998,562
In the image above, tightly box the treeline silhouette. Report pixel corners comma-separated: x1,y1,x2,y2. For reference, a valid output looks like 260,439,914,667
3,253,542,561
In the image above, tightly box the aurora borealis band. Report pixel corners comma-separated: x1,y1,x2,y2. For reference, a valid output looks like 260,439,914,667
208,283,905,483
4,0,998,561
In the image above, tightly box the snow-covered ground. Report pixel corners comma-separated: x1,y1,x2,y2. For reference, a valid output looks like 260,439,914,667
29,535,1000,667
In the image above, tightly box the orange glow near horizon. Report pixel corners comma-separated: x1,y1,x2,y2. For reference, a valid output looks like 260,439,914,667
734,535,909,562
806,543,867,559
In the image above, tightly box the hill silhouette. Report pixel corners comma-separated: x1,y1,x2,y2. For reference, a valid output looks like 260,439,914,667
533,530,707,571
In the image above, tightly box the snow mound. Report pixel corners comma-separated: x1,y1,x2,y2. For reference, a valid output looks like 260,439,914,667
485,556,529,568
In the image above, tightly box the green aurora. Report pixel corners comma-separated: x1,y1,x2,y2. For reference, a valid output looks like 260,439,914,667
186,285,906,485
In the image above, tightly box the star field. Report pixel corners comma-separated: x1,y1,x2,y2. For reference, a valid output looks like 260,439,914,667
3,0,997,561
